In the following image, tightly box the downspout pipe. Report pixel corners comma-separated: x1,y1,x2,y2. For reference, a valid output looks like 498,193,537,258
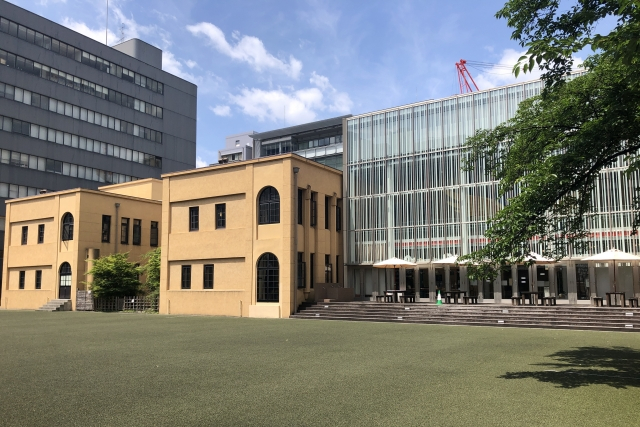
293,167,300,315
114,203,120,253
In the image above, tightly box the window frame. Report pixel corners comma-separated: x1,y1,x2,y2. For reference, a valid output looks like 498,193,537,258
203,264,214,289
325,196,330,229
120,217,130,245
132,219,142,245
61,213,74,241
215,204,226,229
189,206,199,231
297,189,304,225
21,225,28,245
150,221,159,247
37,223,45,244
257,253,279,302
19,270,25,289
101,215,111,243
35,270,42,289
181,265,192,289
258,186,280,225
310,193,317,227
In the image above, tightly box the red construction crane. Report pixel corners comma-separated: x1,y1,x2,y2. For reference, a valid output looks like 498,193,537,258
455,59,479,94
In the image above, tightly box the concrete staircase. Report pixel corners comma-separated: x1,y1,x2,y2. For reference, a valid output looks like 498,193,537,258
37,299,72,312
291,302,640,332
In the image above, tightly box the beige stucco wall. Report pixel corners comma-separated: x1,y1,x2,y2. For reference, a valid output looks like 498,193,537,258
2,189,161,310
160,154,343,318
99,178,163,201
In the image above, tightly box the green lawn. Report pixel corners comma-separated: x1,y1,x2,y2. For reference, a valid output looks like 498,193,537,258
1,311,639,426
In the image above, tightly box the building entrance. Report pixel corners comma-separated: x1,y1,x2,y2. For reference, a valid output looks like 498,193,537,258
59,262,72,299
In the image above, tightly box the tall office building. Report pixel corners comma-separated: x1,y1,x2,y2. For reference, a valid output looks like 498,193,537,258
344,74,639,304
251,115,350,171
0,2,197,278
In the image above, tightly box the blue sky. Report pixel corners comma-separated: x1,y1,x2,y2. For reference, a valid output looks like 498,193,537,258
9,0,548,166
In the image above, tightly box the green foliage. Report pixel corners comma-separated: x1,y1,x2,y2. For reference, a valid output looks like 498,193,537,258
87,252,142,298
140,248,161,298
461,1,640,279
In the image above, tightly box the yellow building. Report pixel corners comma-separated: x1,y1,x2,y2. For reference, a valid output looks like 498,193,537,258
2,179,162,310
160,153,343,318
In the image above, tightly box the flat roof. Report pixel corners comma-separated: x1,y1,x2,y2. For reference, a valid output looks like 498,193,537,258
251,115,351,141
162,153,343,179
4,187,161,205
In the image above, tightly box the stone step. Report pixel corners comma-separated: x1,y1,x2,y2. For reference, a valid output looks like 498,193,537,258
36,299,71,312
292,302,640,332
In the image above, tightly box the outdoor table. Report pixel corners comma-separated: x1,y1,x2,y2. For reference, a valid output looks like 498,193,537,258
519,291,539,306
605,292,625,307
384,290,404,303
444,290,466,304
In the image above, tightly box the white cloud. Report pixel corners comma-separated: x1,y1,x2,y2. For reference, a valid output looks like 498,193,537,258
473,49,584,90
229,73,351,125
162,51,199,83
185,60,198,69
62,18,117,44
310,71,353,114
187,22,303,79
210,105,231,117
39,0,67,5
195,156,209,168
297,0,340,32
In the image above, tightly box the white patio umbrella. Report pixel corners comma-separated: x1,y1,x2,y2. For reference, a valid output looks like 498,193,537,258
373,257,417,268
522,252,556,264
582,248,640,293
432,255,460,265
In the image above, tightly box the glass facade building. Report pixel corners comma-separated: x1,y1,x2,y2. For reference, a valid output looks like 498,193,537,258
344,75,640,303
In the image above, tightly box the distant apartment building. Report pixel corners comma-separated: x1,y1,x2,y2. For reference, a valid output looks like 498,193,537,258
0,2,197,285
218,131,255,164
2,179,162,310
251,115,350,171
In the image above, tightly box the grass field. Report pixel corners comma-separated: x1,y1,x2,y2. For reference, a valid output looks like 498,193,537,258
0,311,639,427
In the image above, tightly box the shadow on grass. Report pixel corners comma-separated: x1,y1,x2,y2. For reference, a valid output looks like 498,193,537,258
500,346,640,389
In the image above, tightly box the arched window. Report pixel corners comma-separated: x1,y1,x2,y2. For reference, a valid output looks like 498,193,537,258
257,253,279,302
59,262,72,299
61,213,74,241
258,186,280,224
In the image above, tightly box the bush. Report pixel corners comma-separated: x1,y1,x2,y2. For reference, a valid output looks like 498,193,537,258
141,248,161,298
87,252,142,298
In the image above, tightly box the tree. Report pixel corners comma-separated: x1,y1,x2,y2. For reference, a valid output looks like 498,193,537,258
140,248,161,298
87,252,142,298
461,0,640,278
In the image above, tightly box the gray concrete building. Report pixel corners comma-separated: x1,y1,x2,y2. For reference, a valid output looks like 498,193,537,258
251,115,350,171
218,131,255,164
0,1,197,278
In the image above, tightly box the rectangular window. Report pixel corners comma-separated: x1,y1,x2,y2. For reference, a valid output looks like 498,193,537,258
35,270,42,289
189,207,199,231
297,252,305,288
38,224,44,243
132,219,141,245
181,265,191,289
19,271,25,289
121,217,129,244
336,204,342,231
336,255,340,283
297,189,304,225
325,254,332,283
325,196,330,229
310,193,317,227
215,204,226,229
21,225,28,245
150,221,159,247
310,253,315,289
203,264,214,289
101,215,111,243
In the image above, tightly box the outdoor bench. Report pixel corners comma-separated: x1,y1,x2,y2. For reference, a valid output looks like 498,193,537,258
511,296,522,306
400,295,416,303
591,297,604,307
463,296,478,304
541,297,556,306
628,298,639,308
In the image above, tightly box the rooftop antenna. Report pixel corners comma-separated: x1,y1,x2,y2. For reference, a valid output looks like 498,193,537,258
284,106,286,127
117,24,126,44
105,0,108,45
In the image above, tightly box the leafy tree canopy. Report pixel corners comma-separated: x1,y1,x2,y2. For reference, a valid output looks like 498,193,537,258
140,248,161,298
87,252,142,298
461,0,640,279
